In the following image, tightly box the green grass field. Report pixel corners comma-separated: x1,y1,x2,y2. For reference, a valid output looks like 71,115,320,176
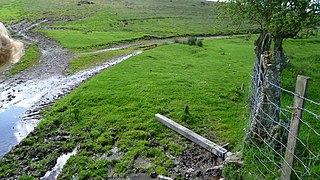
40,30,147,52
0,37,254,178
1,0,255,52
1,33,319,179
0,0,319,179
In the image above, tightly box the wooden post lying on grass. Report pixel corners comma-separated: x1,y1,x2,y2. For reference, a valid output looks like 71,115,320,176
155,114,229,159
281,75,310,180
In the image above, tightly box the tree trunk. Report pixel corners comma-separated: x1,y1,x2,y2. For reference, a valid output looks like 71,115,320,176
249,33,285,147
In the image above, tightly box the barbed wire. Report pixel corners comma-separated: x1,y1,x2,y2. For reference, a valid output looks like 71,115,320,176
287,106,320,120
253,112,311,174
246,74,320,179
251,89,317,154
267,80,320,106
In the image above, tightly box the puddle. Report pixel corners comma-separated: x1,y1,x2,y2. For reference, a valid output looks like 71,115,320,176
0,106,26,157
40,148,77,180
106,147,121,161
134,156,152,169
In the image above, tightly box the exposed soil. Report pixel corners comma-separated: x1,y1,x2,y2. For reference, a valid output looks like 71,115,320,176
0,18,228,179
169,143,224,179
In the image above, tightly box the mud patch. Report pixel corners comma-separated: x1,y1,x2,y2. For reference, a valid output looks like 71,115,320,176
128,173,155,180
168,142,224,179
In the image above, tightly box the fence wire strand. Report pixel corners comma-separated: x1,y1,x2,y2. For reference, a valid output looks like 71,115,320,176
246,74,320,179
267,80,320,106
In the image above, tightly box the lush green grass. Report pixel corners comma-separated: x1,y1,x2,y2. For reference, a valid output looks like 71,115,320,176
0,0,255,52
0,37,253,178
51,37,253,178
40,30,146,52
282,36,320,179
49,0,231,35
0,0,97,23
5,44,40,76
0,0,23,23
0,0,317,179
69,47,137,73
0,34,318,179
42,0,253,51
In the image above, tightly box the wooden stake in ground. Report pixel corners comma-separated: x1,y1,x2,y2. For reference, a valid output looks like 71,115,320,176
281,75,310,180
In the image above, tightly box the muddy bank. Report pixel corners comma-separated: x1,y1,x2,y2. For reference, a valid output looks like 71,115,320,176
0,18,74,158
168,143,224,179
122,142,225,180
1,133,224,179
0,126,75,179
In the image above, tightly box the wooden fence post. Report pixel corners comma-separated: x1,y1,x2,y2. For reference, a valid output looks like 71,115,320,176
281,75,310,180
155,114,229,159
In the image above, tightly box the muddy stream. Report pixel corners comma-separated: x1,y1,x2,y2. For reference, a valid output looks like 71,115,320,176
0,19,147,179
0,19,226,179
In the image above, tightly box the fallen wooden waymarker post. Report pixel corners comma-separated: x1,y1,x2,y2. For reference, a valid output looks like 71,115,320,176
155,114,231,160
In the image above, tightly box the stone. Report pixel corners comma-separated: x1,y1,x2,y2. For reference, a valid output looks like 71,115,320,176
158,175,173,180
205,165,224,177
133,156,152,169
77,1,95,5
186,168,195,173
150,171,158,178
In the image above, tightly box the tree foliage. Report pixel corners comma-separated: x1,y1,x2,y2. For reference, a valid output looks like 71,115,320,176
221,0,319,39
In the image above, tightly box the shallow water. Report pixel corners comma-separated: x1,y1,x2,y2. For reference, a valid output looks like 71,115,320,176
40,148,77,180
0,105,26,157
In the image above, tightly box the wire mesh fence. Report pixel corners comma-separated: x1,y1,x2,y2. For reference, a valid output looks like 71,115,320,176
245,74,320,180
